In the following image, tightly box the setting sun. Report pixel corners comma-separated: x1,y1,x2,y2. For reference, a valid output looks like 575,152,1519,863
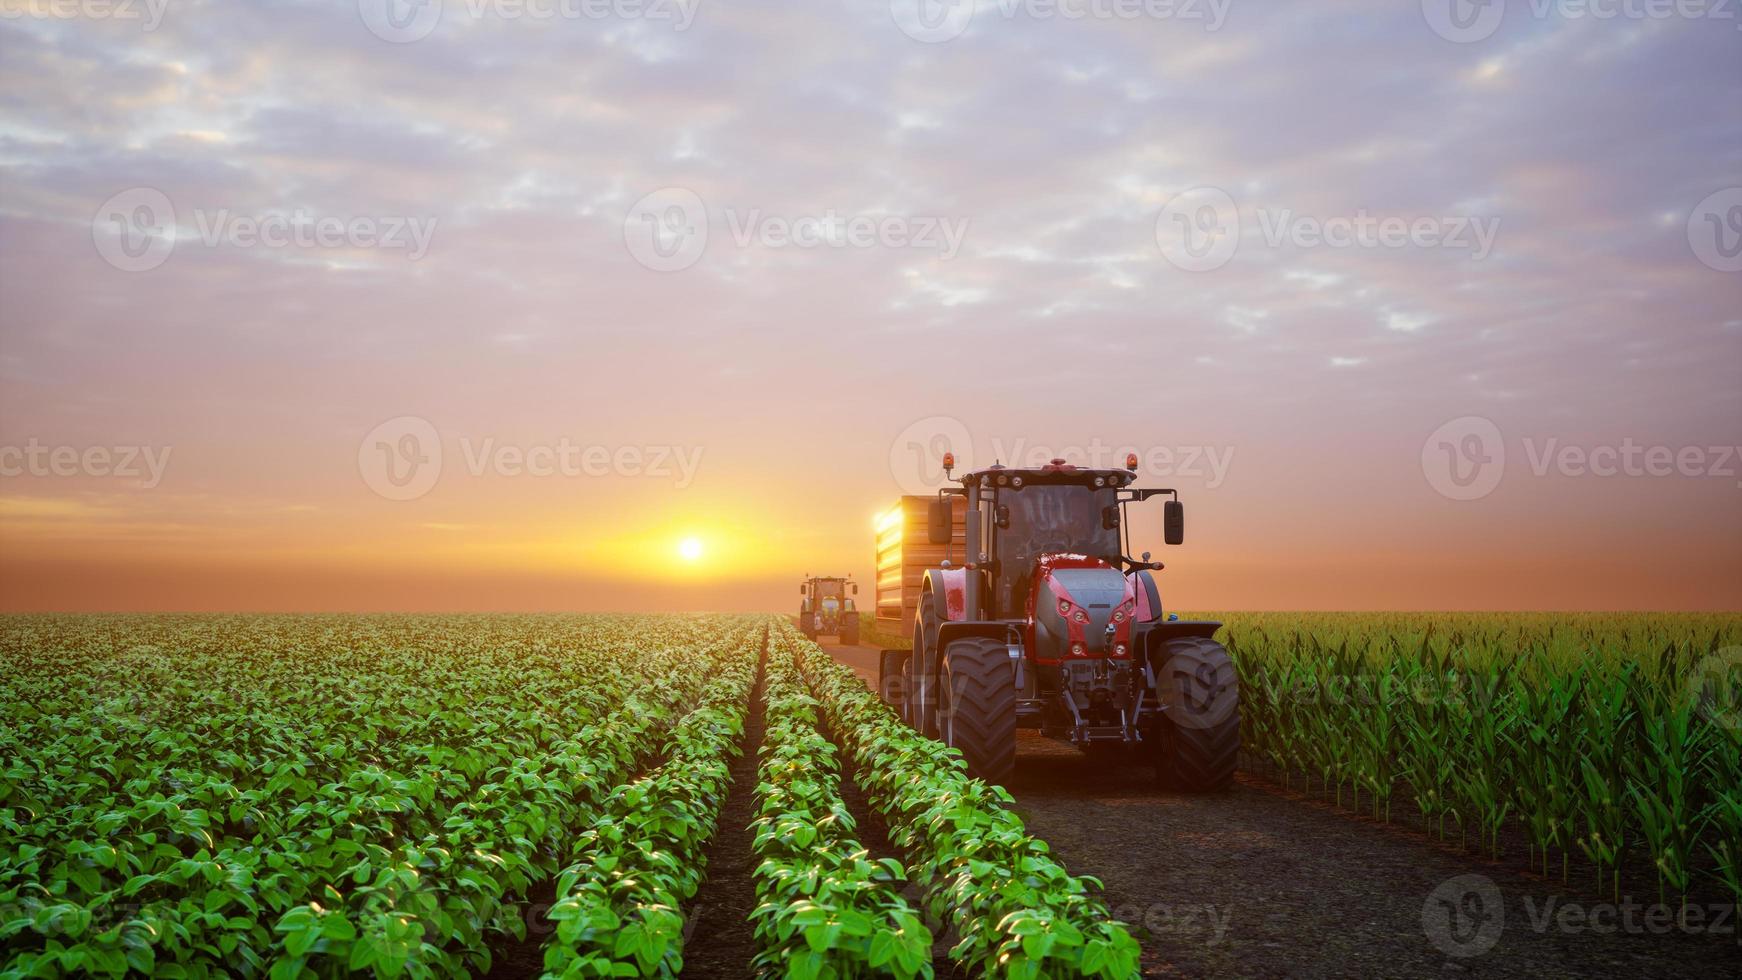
678,537,704,562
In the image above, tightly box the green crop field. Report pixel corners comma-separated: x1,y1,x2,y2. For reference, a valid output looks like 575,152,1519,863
0,615,1137,979
2,612,1738,978
1226,613,1742,907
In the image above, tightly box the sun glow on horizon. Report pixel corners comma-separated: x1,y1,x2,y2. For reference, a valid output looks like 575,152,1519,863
678,537,704,562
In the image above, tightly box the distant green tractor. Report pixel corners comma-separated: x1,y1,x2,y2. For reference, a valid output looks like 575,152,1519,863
799,575,860,645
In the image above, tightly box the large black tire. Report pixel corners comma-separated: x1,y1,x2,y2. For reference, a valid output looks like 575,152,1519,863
841,615,860,646
904,595,941,736
1150,636,1241,791
940,637,1017,784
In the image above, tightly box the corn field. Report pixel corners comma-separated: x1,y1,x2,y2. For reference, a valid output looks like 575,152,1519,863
1224,612,1742,910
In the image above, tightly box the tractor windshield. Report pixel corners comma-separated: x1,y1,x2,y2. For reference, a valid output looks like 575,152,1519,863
990,482,1119,614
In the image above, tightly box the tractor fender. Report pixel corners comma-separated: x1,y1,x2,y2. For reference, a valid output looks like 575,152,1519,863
1137,619,1224,664
921,567,970,622
1131,570,1164,622
937,620,1012,653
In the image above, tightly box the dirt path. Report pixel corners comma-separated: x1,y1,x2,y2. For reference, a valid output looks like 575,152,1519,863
817,641,1741,978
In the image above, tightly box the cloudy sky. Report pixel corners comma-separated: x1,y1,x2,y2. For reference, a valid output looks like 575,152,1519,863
0,0,1738,611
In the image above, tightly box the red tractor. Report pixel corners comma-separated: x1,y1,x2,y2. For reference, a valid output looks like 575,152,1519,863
878,453,1240,789
799,575,860,645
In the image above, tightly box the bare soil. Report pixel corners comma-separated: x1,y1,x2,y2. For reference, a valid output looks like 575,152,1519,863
679,653,768,978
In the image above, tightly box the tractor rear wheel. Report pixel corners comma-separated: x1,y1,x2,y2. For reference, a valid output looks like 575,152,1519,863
1150,636,1240,791
940,637,1016,784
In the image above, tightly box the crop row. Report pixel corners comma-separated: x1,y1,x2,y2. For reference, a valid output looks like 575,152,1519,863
1227,616,1742,907
750,631,933,980
0,615,759,978
539,621,762,977
782,621,1142,980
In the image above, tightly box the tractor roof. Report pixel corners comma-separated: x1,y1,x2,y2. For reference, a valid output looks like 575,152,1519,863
959,459,1138,488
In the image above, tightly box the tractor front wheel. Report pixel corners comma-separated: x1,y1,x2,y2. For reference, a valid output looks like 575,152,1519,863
940,637,1016,784
841,615,860,646
1150,636,1241,791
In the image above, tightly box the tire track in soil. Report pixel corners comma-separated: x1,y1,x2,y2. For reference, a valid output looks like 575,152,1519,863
818,640,1742,980
678,646,769,978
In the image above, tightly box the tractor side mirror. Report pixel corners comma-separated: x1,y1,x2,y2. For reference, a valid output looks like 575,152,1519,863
851,582,859,594
1164,499,1185,545
799,584,806,594
927,498,953,544
1101,505,1120,531
995,505,1010,529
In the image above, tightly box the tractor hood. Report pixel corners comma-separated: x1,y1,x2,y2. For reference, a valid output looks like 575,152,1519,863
1032,554,1136,660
